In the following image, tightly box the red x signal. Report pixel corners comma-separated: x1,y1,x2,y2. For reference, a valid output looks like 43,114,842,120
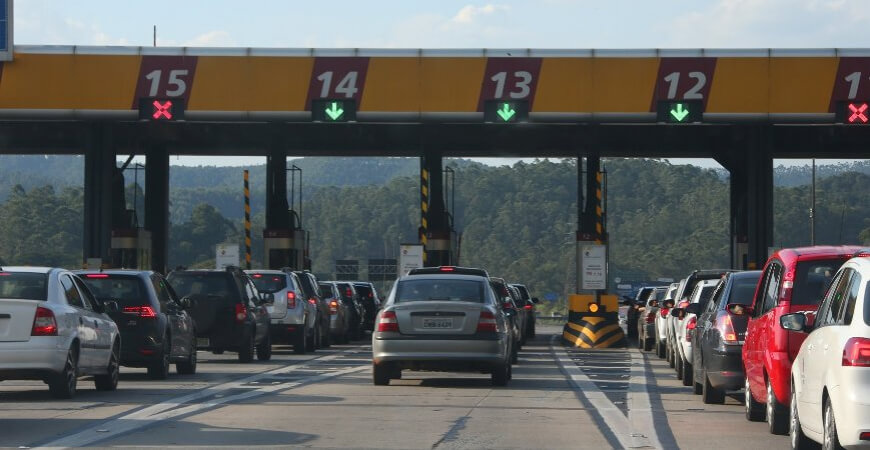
152,100,173,120
848,102,868,124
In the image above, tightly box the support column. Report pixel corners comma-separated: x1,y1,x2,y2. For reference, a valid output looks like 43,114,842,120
421,149,452,266
83,123,116,267
265,148,290,230
145,145,169,274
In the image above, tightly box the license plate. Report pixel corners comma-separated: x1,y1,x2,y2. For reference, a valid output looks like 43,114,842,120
422,318,453,329
196,338,210,347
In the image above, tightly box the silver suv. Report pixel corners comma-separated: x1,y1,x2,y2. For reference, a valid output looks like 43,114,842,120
246,270,317,354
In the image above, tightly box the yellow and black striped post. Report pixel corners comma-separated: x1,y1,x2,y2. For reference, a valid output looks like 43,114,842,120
563,294,626,348
594,171,604,244
420,167,429,264
243,170,252,269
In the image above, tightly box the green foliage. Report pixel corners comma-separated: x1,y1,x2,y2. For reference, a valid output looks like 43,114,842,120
0,185,83,267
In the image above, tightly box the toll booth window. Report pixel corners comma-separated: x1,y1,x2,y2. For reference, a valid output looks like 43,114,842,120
80,275,146,307
0,272,47,301
251,274,287,293
395,279,484,303
793,260,847,306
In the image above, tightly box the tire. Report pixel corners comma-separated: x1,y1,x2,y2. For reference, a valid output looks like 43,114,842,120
528,323,536,339
656,340,666,358
176,341,197,375
681,358,693,387
702,372,726,404
256,330,272,361
667,340,676,368
147,337,171,380
95,341,120,391
308,323,319,352
693,379,703,395
767,377,789,435
790,383,818,450
644,337,654,352
238,331,255,363
320,321,331,349
294,328,307,354
745,376,765,421
823,397,843,450
675,353,684,380
373,363,391,386
510,343,518,365
491,361,510,386
49,347,78,399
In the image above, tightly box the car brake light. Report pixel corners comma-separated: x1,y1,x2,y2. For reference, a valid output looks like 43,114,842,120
660,308,670,318
31,307,58,336
861,431,870,441
440,266,455,272
252,274,262,278
686,317,697,342
780,279,794,302
85,274,109,278
523,304,532,310
122,306,157,318
308,298,317,305
377,311,399,332
235,303,247,323
717,312,739,344
645,311,656,324
477,311,497,333
842,337,870,367
286,291,296,308
678,301,689,309
329,300,339,314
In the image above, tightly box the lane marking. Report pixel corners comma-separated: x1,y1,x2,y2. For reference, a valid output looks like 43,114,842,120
36,347,370,449
628,349,664,449
551,336,663,449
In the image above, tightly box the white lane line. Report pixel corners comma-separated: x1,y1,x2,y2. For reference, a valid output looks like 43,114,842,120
628,349,663,450
37,348,369,449
551,336,661,449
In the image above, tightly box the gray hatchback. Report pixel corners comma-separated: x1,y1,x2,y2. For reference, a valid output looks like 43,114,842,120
371,267,513,386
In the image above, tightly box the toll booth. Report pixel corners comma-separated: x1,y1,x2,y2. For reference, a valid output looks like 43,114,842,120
263,218,308,270
110,227,152,269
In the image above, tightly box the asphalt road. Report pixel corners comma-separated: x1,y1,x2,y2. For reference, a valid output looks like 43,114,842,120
0,325,790,449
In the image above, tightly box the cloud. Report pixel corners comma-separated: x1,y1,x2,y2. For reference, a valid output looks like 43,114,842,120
450,4,509,25
183,30,236,47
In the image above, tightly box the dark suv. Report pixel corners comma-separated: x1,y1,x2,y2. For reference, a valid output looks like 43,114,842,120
292,270,331,348
78,270,198,379
167,267,272,363
353,282,382,332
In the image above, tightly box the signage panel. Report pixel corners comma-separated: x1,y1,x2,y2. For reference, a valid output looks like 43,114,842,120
580,244,607,291
0,0,10,61
399,244,424,276
215,244,239,270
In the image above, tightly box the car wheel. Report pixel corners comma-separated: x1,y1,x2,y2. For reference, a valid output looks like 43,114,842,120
176,341,197,375
790,383,817,450
491,361,510,386
95,341,120,391
675,353,684,380
745,376,765,421
148,337,171,380
256,330,272,361
681,358,693,387
656,340,665,358
49,347,78,399
528,324,535,339
238,331,255,363
702,372,725,404
767,377,789,435
667,341,676,368
321,321,331,349
308,323,320,352
823,396,843,450
294,328,307,354
373,363,391,386
510,343,519,365
644,337,654,352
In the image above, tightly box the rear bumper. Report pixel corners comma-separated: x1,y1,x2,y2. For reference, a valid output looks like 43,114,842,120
829,369,870,448
118,331,162,366
372,334,508,369
0,338,67,379
198,328,248,350
269,324,305,342
704,345,745,391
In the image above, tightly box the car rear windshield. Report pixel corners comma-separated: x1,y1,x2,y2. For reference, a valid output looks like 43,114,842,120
0,272,48,301
80,274,148,307
249,273,287,293
726,276,760,306
167,273,240,302
319,283,335,298
355,284,375,300
395,279,484,303
697,285,716,308
792,259,846,306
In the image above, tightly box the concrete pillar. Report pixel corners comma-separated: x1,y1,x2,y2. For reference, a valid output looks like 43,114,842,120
145,145,169,274
265,148,290,230
82,123,116,267
421,149,452,266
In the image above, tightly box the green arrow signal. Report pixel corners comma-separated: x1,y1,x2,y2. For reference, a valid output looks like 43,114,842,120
670,103,690,122
496,103,516,122
325,102,344,121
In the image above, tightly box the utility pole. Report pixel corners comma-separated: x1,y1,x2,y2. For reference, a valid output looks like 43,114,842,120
153,26,156,47
810,159,816,246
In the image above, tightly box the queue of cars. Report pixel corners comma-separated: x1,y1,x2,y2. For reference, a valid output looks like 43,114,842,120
0,264,385,398
371,266,538,386
632,245,870,450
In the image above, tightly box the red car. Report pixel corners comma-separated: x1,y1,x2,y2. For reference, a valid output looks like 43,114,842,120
742,245,862,435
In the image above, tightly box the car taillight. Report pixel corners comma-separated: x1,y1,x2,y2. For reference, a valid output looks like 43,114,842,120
122,306,157,318
685,317,697,342
345,289,353,298
377,311,398,332
308,298,317,305
678,301,689,309
780,279,794,303
235,303,247,323
440,266,455,272
85,274,109,278
477,311,497,333
286,291,296,308
523,304,532,310
717,312,739,345
842,337,870,367
502,301,513,309
31,306,58,336
645,311,656,324
660,308,670,318
329,300,339,314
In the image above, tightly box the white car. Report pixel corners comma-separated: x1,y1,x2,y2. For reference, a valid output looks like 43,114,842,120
654,283,679,358
673,279,719,386
785,254,870,450
0,267,121,398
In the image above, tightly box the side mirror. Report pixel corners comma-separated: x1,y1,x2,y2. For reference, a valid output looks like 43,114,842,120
504,308,516,317
648,300,660,308
92,299,106,314
103,300,119,313
727,303,752,316
531,297,540,304
780,313,808,333
670,307,684,318
685,303,702,315
178,297,192,310
259,292,275,304
663,299,675,309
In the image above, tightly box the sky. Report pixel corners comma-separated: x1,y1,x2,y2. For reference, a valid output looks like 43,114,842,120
13,0,870,168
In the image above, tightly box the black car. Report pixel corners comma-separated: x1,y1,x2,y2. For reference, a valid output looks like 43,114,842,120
637,286,666,351
627,286,658,341
78,270,197,379
293,270,331,348
167,267,272,363
352,281,382,332
690,270,762,404
510,283,538,339
335,282,365,341
489,277,522,363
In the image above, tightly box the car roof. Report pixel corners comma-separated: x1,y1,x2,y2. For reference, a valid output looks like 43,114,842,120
0,266,56,274
77,269,152,276
408,266,489,277
245,269,286,275
772,245,864,264
398,274,487,282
